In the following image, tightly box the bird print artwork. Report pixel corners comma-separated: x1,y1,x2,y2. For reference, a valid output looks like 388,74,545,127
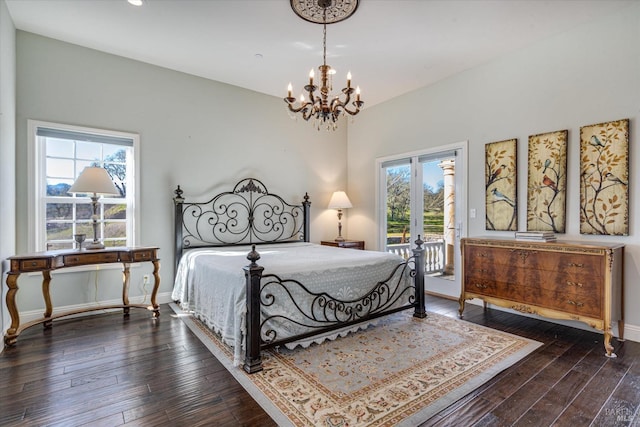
580,119,629,235
486,138,517,231
527,130,567,233
604,172,628,186
488,164,505,184
542,175,557,191
581,163,596,178
588,135,605,149
491,188,515,206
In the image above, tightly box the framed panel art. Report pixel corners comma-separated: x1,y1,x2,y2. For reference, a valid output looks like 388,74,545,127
580,118,629,235
527,130,568,233
485,138,517,231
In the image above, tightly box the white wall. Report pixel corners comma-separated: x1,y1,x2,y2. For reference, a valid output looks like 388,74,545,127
14,31,349,312
0,0,16,339
348,4,640,333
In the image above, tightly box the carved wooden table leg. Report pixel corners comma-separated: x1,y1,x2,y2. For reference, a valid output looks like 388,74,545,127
4,273,20,346
604,328,617,358
122,263,130,316
42,270,53,328
458,296,466,318
150,259,161,317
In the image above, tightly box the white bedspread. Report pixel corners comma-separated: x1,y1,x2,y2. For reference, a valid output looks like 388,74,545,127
171,242,411,366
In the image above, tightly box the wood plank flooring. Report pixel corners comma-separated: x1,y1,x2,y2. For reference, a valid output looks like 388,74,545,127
1,297,637,426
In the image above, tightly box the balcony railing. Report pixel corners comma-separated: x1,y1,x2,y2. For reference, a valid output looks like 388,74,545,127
387,240,445,274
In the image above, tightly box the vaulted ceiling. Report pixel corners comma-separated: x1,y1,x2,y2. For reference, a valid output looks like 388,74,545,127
6,0,635,107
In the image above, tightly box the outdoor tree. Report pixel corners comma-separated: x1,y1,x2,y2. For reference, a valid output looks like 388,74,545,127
386,168,410,221
101,150,127,197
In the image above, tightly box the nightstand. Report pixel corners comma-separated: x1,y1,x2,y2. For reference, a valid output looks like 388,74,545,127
321,240,365,250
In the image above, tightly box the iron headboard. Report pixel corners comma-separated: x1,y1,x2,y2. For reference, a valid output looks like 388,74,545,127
173,178,311,272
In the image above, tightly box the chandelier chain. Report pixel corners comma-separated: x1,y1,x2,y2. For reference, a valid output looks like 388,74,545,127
322,7,327,67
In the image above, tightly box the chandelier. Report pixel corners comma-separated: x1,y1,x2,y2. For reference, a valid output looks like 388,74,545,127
285,0,363,131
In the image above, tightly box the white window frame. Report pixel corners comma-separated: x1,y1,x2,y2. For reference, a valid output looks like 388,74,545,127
375,141,468,297
28,120,140,253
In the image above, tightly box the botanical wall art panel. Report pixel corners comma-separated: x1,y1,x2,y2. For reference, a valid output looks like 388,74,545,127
485,138,517,231
580,118,629,235
527,130,568,233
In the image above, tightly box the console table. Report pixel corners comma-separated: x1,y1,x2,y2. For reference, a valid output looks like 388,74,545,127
4,246,160,346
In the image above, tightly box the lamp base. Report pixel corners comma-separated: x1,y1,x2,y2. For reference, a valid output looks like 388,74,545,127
335,236,345,242
85,241,105,250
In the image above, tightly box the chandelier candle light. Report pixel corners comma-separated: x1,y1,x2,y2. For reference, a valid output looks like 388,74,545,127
328,190,353,242
68,166,120,250
285,0,363,131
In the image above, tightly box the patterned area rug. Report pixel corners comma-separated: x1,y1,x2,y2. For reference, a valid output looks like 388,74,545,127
171,304,541,426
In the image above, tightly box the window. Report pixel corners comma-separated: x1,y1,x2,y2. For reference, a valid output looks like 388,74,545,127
28,120,139,252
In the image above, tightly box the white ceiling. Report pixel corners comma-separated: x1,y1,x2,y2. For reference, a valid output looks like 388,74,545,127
6,0,636,107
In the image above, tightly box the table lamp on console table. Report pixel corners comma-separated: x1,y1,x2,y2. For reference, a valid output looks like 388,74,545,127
69,166,120,249
328,191,353,242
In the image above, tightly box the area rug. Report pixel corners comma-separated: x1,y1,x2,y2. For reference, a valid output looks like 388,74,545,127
170,304,542,426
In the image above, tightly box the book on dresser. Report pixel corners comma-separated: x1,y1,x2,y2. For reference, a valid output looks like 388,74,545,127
514,231,556,241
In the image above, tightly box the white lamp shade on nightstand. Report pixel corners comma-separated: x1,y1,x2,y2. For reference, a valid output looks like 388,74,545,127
328,191,352,242
328,191,353,209
69,167,119,195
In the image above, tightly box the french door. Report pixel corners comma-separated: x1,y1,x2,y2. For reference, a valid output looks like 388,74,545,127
377,143,467,298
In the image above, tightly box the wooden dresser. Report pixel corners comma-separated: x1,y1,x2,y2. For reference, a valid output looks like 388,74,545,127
459,237,624,357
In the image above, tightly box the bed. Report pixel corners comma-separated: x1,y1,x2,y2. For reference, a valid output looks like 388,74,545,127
172,178,426,373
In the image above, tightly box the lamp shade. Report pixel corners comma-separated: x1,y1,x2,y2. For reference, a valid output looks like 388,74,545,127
68,167,119,195
328,191,353,209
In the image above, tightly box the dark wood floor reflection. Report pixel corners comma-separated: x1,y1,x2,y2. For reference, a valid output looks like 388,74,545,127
1,297,637,426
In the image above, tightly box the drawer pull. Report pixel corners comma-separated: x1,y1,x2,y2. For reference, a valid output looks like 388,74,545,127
474,283,488,289
31,261,37,266
566,281,583,288
567,300,584,307
567,262,584,268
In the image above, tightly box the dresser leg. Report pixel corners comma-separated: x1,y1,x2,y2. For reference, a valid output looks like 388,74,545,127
604,330,617,358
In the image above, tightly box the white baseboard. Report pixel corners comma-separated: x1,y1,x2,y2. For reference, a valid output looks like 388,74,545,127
1,292,174,354
623,323,640,343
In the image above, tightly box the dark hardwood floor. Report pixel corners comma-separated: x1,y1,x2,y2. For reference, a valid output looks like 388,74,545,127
1,297,637,426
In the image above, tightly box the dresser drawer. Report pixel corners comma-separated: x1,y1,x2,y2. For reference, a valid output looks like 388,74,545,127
134,250,155,261
524,251,603,277
465,246,514,268
465,277,524,302
525,287,602,318
63,252,120,266
18,258,50,272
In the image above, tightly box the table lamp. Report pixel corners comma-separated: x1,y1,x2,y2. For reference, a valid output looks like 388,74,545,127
328,191,353,242
69,166,119,249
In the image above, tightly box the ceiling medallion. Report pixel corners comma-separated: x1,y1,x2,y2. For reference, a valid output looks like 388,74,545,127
290,0,359,24
285,0,363,131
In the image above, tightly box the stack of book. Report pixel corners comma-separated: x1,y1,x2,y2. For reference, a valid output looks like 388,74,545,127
514,231,556,242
